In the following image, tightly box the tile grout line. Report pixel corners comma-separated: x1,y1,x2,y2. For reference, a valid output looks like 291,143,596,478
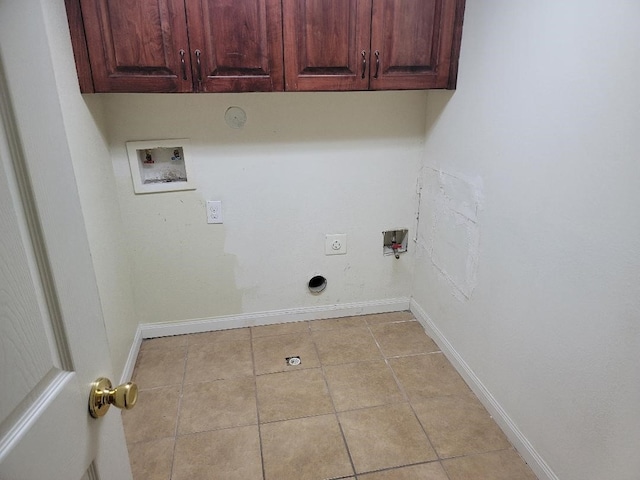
249,326,268,480
440,445,518,462
365,317,449,474
365,318,411,405
169,341,189,480
309,322,358,479
354,459,450,478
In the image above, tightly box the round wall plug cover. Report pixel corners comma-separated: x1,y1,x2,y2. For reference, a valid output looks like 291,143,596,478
225,106,247,128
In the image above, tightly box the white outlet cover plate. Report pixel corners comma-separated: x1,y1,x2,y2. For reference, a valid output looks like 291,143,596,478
206,200,223,224
325,234,347,255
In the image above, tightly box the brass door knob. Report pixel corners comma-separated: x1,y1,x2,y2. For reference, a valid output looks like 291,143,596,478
89,377,138,418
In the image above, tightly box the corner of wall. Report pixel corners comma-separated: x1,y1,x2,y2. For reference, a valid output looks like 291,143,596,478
42,0,139,380
410,298,557,480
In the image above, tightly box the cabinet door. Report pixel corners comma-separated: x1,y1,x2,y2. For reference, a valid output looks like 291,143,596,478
370,0,460,90
79,0,192,92
186,0,284,92
283,0,372,91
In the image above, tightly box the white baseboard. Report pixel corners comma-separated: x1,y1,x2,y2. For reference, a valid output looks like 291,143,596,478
119,327,142,386
410,299,557,480
121,297,410,382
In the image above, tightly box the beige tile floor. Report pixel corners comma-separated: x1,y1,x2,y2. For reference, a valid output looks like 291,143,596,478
123,311,538,480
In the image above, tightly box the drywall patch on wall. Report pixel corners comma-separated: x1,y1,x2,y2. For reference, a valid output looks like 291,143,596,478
417,167,483,300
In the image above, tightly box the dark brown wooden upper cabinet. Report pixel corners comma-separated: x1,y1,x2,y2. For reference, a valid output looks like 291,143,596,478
78,0,192,93
370,0,459,89
66,0,464,93
69,0,284,93
282,0,372,91
184,0,284,92
283,0,464,91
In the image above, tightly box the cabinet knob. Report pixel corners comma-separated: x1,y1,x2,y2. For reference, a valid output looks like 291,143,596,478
361,50,367,79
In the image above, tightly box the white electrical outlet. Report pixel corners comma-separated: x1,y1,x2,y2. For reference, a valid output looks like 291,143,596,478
325,234,347,255
206,200,223,224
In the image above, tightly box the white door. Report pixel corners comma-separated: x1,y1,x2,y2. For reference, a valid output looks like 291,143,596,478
0,1,132,479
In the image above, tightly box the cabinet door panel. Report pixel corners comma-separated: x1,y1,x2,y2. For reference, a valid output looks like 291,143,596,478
370,0,458,89
283,0,372,91
80,0,191,92
186,0,284,92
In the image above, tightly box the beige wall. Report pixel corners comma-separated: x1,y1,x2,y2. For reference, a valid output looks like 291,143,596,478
103,92,425,325
42,1,138,378
413,1,640,479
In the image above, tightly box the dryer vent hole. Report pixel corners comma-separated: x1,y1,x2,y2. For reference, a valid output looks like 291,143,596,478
308,275,327,294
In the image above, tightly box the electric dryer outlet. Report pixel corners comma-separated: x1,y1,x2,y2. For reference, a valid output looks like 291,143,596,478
325,234,347,255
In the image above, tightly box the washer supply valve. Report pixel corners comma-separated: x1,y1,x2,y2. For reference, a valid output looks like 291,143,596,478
382,229,409,259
